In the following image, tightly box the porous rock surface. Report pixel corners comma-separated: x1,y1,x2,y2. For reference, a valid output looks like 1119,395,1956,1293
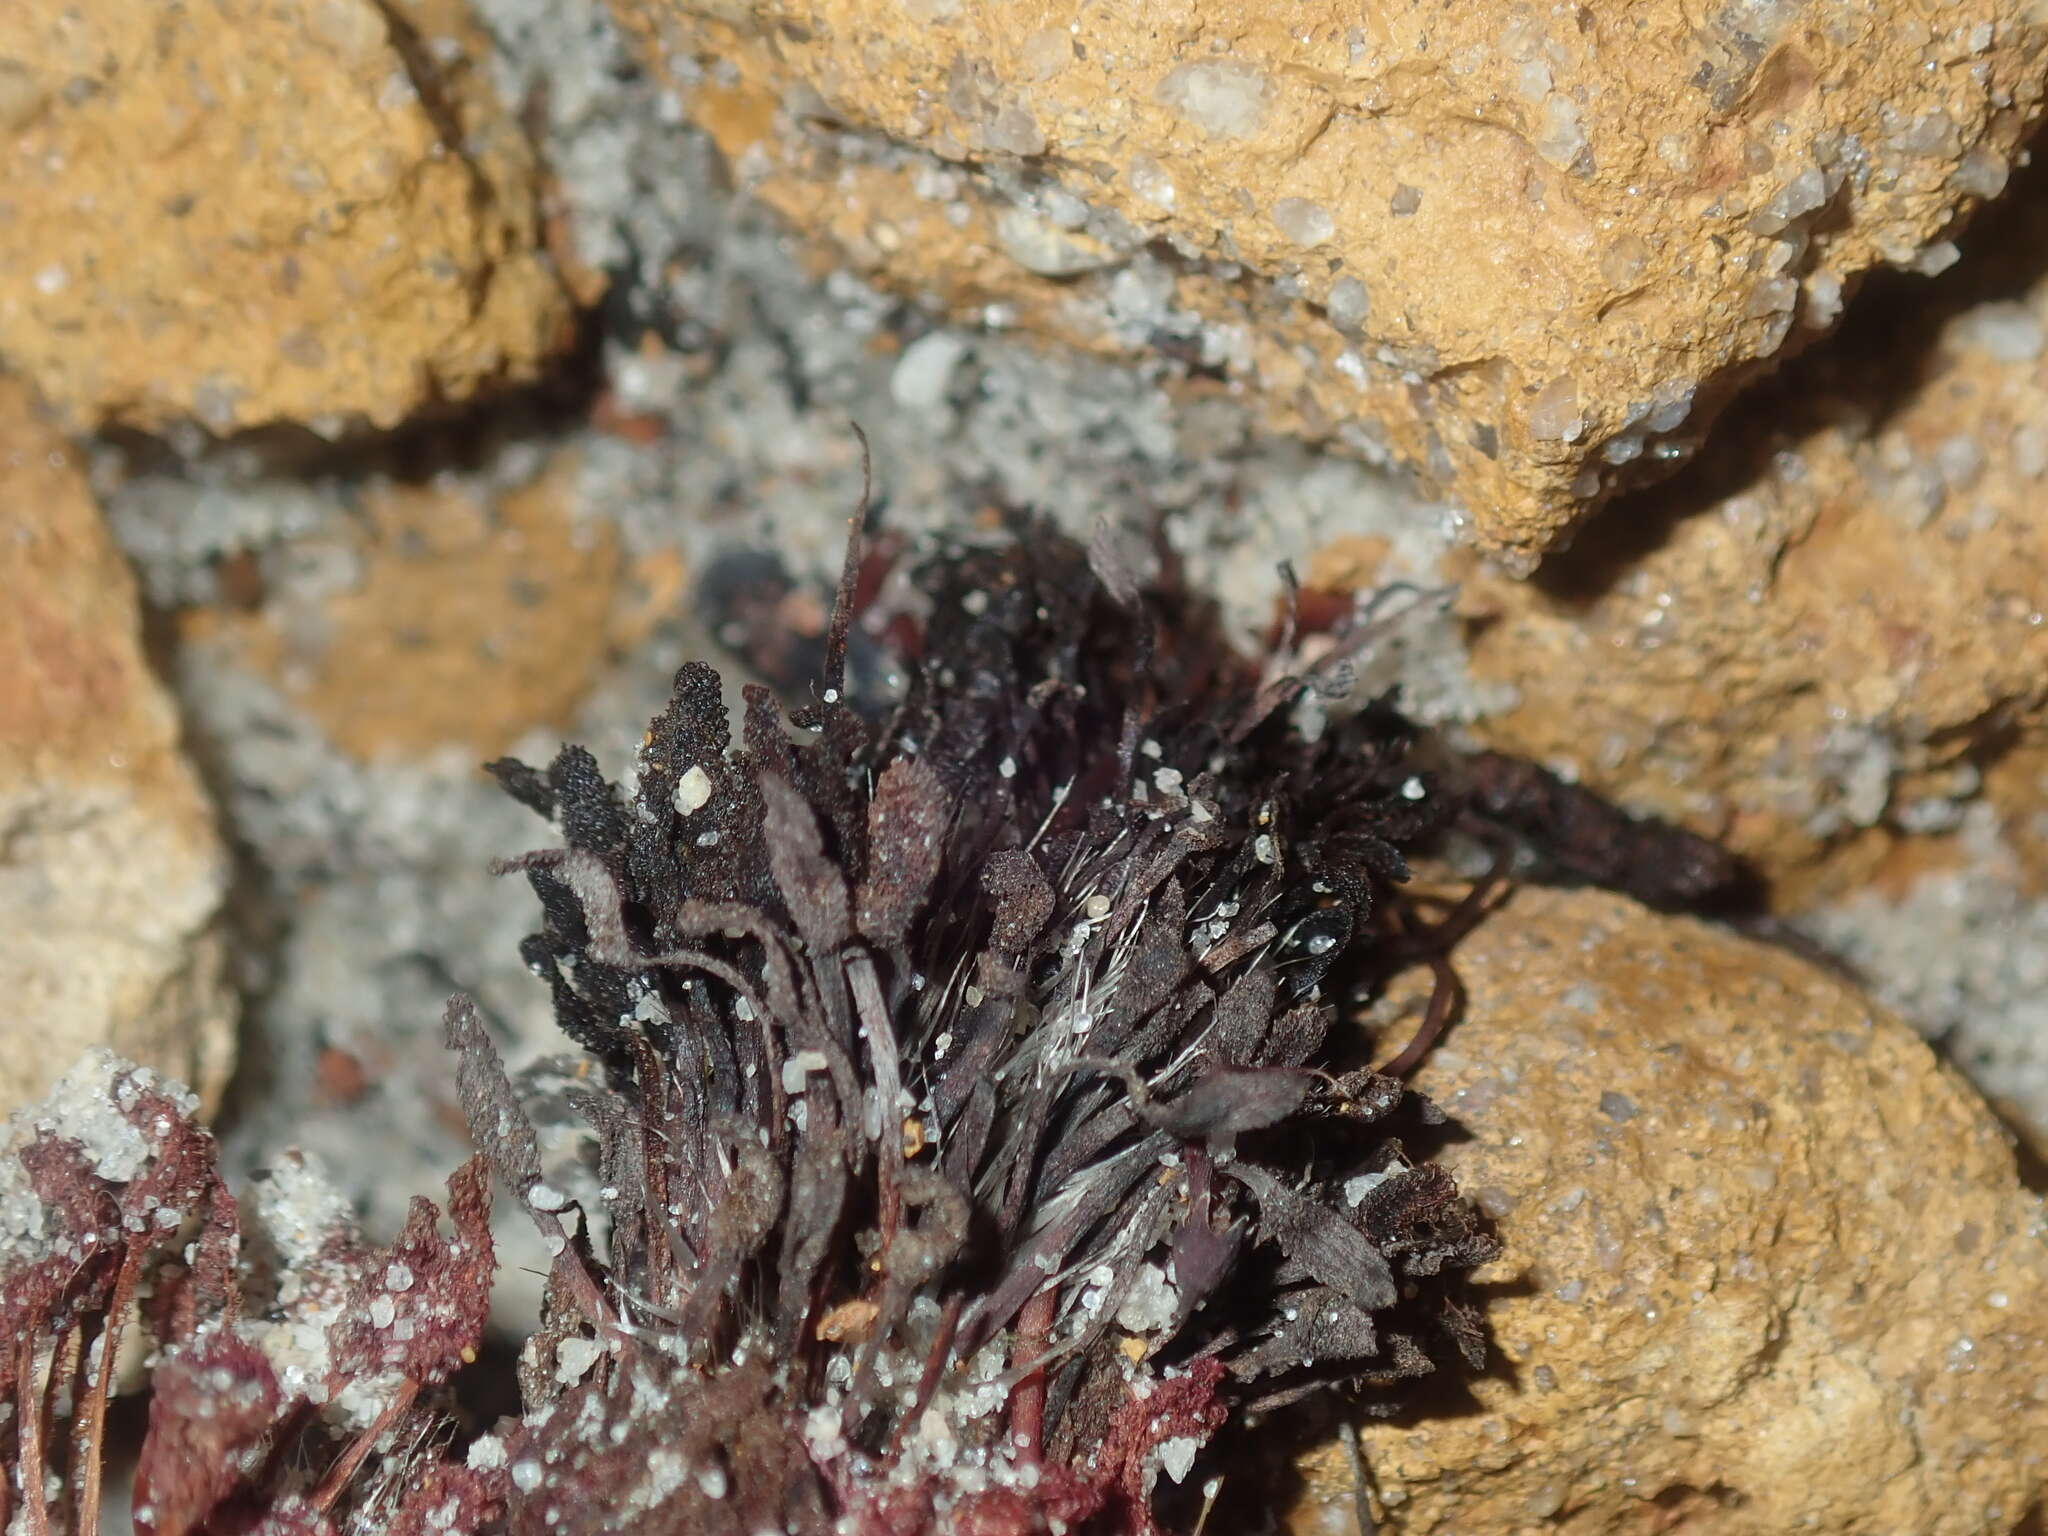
623,0,2047,559
1449,198,2048,903
1803,796,2048,1167
179,450,650,763
0,0,570,435
0,381,235,1114
1287,884,2048,1535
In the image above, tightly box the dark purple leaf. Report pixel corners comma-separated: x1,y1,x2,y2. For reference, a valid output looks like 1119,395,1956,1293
856,755,950,945
1227,1161,1398,1314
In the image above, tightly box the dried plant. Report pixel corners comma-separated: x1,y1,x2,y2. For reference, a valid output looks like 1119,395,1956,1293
462,515,1511,1534
0,1053,499,1536
1,502,1740,1535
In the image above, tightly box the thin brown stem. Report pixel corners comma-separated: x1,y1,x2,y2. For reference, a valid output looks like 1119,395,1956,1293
1424,861,1512,947
1008,1287,1059,1460
15,1330,49,1536
1373,859,1509,1077
846,952,905,1245
822,424,871,698
312,1377,419,1514
1378,945,1460,1078
75,1241,144,1534
888,1292,964,1460
1340,1419,1379,1536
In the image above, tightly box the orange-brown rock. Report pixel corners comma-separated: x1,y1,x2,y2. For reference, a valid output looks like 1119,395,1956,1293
1983,740,2048,896
1286,885,2048,1535
621,0,2047,560
0,0,571,435
0,382,234,1113
1450,220,2048,902
183,453,640,763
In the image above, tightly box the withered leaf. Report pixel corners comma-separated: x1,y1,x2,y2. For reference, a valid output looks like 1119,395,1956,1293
328,1156,494,1388
1462,749,1744,908
1211,968,1278,1065
758,770,852,953
1227,1160,1398,1315
1235,1286,1380,1379
134,1331,287,1536
1146,1065,1314,1142
443,993,543,1195
856,755,950,945
385,1463,509,1536
981,847,1055,951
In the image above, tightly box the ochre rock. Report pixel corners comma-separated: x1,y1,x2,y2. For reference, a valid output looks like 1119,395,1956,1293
0,0,571,435
181,452,644,763
1288,885,2048,1535
0,381,235,1113
1983,740,2048,896
619,0,2046,560
1447,212,2048,903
